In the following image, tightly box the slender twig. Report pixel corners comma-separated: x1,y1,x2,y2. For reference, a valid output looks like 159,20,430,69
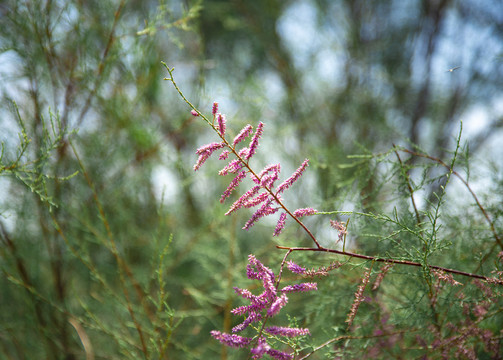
77,0,126,127
399,147,502,250
298,328,418,359
393,144,421,224
69,142,149,357
276,245,502,284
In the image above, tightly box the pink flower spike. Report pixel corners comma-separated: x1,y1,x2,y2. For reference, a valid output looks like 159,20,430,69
255,163,281,185
246,121,264,160
266,348,293,360
273,213,287,237
195,142,225,155
193,153,210,171
243,200,278,230
225,185,261,215
212,102,219,116
221,171,247,203
210,331,252,348
219,159,244,176
265,326,310,337
267,294,288,317
190,109,199,117
219,150,230,160
277,159,309,194
250,337,270,358
194,142,226,171
281,283,317,293
286,260,306,274
330,220,347,243
217,113,226,137
346,269,371,327
232,124,253,147
292,207,317,218
243,192,269,208
238,147,250,159
232,312,262,333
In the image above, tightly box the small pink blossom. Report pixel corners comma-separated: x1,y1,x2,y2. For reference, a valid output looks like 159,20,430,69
232,312,262,333
234,287,254,300
242,192,269,208
432,270,462,286
217,113,226,137
372,263,393,290
281,283,317,293
246,121,264,160
293,207,317,218
190,109,199,116
266,349,293,360
286,260,306,274
233,124,253,147
212,255,315,358
273,213,287,237
267,293,288,317
330,220,347,243
243,201,278,230
210,331,252,348
225,186,261,215
212,101,219,116
250,337,270,359
219,150,230,160
195,141,225,155
238,147,250,159
265,326,310,337
277,159,309,194
219,159,244,176
255,164,281,183
221,171,247,203
194,142,226,171
346,269,371,327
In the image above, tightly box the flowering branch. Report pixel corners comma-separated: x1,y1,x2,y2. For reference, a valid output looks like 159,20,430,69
162,64,321,248
211,254,316,359
163,65,503,287
275,246,503,284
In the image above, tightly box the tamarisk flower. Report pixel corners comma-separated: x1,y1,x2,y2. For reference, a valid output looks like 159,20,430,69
273,213,287,236
292,207,317,218
211,254,315,359
286,260,306,275
217,113,226,137
212,101,219,116
372,263,393,290
194,142,225,171
432,269,462,286
330,220,347,243
233,124,254,147
192,103,316,235
346,268,371,327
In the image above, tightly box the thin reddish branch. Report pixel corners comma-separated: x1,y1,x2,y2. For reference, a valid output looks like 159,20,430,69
276,245,503,285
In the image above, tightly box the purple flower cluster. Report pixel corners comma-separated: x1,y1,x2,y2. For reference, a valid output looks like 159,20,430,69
211,255,316,359
192,103,316,235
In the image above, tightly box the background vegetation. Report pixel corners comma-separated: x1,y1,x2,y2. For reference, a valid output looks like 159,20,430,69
0,0,502,359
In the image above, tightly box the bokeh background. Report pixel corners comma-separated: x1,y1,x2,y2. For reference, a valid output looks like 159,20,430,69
1,1,502,358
